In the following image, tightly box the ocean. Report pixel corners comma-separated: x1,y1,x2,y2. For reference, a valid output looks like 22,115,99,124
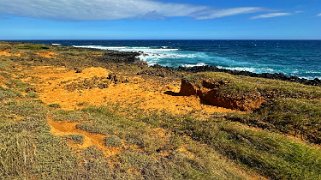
21,40,321,79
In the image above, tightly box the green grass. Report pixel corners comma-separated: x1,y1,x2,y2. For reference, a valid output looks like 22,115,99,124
0,87,21,100
140,112,321,179
16,44,50,50
48,103,61,109
104,135,122,147
74,106,254,179
50,109,88,122
64,135,84,144
0,91,79,179
228,98,321,144
5,79,32,93
189,72,321,99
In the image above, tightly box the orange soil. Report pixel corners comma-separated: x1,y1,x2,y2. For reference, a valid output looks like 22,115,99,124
0,75,5,87
0,50,21,57
36,51,57,58
48,118,120,157
22,65,237,116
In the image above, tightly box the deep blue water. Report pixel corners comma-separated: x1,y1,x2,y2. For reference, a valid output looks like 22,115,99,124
20,40,321,79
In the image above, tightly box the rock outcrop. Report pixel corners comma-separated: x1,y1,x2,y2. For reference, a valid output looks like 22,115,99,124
178,79,265,111
202,89,265,111
179,79,199,96
100,51,141,63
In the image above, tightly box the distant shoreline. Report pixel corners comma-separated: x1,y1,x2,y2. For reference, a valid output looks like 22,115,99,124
100,48,321,86
144,63,321,86
3,41,321,86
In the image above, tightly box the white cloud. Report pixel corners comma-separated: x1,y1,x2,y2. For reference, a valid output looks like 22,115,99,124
251,12,291,19
195,7,262,20
0,0,263,20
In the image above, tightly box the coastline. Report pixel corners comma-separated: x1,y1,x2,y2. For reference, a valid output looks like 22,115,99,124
131,52,321,87
69,43,321,86
1,41,321,179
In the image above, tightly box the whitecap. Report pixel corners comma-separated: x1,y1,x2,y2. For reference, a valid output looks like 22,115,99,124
182,63,207,68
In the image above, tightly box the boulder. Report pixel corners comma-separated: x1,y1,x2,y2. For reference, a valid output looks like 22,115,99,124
202,89,265,111
179,79,199,96
178,78,265,111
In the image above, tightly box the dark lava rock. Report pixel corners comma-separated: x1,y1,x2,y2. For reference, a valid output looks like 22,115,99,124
177,65,321,87
137,65,178,78
100,51,141,63
74,68,82,73
107,73,129,84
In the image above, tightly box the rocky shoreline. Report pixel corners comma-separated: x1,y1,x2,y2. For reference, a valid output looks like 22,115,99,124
176,65,321,86
115,51,321,86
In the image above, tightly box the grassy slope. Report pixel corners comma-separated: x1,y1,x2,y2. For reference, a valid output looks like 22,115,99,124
1,42,321,179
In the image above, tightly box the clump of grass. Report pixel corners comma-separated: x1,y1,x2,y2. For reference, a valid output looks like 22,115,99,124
104,135,122,147
0,87,20,100
5,79,30,92
76,101,89,107
48,103,61,109
51,109,87,122
76,123,104,134
64,135,84,144
26,91,38,98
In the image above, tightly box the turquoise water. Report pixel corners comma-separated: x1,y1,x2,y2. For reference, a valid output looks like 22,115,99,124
25,40,321,79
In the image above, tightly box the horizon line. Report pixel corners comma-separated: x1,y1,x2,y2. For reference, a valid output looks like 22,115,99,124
2,39,321,41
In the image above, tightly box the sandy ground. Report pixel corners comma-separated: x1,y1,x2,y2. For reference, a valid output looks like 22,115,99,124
36,51,57,58
22,65,237,117
0,50,21,57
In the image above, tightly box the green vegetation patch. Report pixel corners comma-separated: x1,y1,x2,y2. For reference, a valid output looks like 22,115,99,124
64,135,84,144
77,106,252,179
141,113,321,179
51,109,88,122
192,72,321,99
16,44,50,50
0,89,79,179
0,87,21,100
228,98,321,144
104,135,122,147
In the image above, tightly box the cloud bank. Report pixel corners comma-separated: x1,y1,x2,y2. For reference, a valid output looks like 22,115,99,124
0,0,263,20
251,12,291,19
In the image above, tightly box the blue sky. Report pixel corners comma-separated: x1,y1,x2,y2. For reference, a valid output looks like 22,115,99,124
0,0,320,40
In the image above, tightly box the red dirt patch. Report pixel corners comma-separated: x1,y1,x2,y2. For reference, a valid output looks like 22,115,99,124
48,118,120,157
